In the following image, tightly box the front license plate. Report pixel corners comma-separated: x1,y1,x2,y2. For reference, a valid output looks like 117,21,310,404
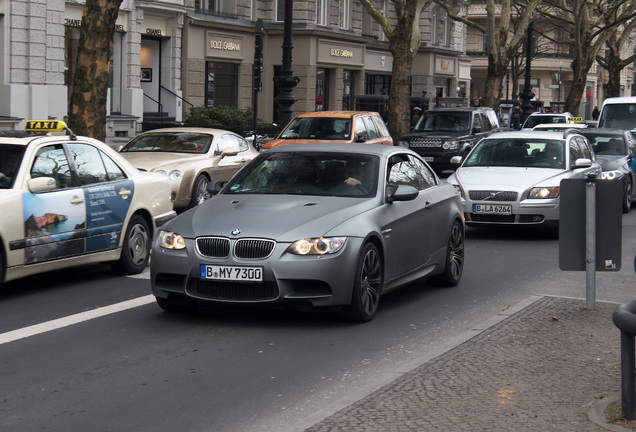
200,265,263,282
424,157,434,162
472,204,512,215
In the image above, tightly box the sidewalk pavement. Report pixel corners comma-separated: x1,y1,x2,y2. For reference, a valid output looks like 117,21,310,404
304,295,634,432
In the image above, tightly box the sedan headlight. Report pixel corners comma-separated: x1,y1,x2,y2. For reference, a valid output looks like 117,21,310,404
154,169,182,182
528,187,560,199
601,170,625,180
287,237,347,255
158,230,186,250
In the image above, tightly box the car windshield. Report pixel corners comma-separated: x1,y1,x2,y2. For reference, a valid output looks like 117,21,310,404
120,132,212,154
0,144,26,189
413,112,470,133
279,117,352,140
584,134,626,155
598,104,636,132
464,138,565,169
225,152,379,198
523,115,566,129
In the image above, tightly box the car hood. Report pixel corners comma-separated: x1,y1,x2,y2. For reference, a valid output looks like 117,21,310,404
119,152,204,171
451,166,567,190
168,194,378,241
596,155,628,171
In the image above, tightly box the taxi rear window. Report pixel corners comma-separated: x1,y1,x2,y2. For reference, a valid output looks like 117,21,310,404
0,144,26,189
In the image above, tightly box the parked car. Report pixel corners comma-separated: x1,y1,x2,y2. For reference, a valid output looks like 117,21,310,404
398,107,500,173
579,128,636,213
521,112,574,130
446,129,601,235
151,143,464,322
118,127,259,211
0,121,176,289
261,111,394,149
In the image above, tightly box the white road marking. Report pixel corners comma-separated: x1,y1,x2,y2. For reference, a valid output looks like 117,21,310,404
0,295,155,345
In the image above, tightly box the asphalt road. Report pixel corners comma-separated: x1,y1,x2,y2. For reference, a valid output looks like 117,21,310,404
2,213,636,432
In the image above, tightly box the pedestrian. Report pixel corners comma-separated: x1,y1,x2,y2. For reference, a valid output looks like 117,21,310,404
592,106,600,121
511,106,522,130
411,107,422,126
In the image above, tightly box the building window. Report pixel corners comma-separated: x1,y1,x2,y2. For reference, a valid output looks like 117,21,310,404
432,7,448,46
197,0,236,17
365,74,391,96
316,0,327,26
339,0,350,30
276,0,285,22
206,62,238,108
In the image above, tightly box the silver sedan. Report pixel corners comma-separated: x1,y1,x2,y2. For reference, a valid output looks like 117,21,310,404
151,143,465,322
446,130,601,232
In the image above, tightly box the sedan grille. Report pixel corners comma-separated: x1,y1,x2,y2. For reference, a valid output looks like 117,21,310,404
234,239,276,259
197,237,231,258
408,137,443,148
469,190,518,202
189,279,279,301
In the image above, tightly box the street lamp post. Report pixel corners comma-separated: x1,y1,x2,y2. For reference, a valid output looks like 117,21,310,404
520,22,535,124
274,0,299,133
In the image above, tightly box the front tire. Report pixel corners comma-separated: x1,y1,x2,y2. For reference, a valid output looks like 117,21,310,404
343,243,383,322
428,220,464,287
189,174,210,209
113,215,150,275
623,178,632,213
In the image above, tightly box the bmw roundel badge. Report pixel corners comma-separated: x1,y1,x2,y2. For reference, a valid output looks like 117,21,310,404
231,229,241,236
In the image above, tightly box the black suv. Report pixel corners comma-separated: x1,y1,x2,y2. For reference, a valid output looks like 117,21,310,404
399,107,500,172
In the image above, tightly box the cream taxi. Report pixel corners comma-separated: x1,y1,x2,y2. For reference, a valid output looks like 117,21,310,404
0,121,176,288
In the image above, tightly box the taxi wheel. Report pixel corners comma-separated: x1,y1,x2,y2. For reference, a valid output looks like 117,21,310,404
113,215,150,275
343,242,383,323
189,174,210,209
427,220,464,287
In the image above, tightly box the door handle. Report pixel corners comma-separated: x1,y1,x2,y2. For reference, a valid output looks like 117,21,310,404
119,188,132,199
70,195,84,205
424,201,434,210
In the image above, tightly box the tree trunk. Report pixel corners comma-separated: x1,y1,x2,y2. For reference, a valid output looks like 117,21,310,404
605,44,624,98
67,0,123,142
387,35,415,142
565,56,589,115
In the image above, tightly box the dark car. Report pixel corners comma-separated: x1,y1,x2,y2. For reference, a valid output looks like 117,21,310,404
398,107,500,173
579,128,636,213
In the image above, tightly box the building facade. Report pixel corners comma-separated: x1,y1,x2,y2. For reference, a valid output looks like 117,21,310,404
0,0,469,139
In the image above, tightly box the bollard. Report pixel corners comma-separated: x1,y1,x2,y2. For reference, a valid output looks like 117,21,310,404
612,300,636,419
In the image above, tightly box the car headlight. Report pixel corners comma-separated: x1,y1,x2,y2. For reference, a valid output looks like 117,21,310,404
155,169,167,175
168,170,182,181
601,170,625,180
287,237,347,255
528,187,560,199
158,230,186,250
443,141,460,150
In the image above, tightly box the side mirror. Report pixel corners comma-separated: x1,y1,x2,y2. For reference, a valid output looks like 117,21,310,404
573,158,593,169
28,177,57,193
206,180,227,196
215,147,239,157
356,133,368,143
386,184,419,202
450,155,463,165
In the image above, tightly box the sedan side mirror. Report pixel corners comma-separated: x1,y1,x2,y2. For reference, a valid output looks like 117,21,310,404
356,133,368,143
386,184,419,202
28,177,57,193
450,155,463,165
215,147,239,157
206,180,227,196
573,158,593,169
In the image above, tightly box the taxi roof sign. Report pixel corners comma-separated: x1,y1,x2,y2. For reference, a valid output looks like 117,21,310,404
568,117,584,122
25,120,68,133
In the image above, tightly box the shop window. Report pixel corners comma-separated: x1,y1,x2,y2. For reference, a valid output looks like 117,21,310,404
206,62,238,108
316,68,329,111
365,74,391,96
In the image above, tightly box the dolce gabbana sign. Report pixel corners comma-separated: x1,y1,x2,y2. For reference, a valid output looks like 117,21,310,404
206,33,244,60
318,40,364,67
